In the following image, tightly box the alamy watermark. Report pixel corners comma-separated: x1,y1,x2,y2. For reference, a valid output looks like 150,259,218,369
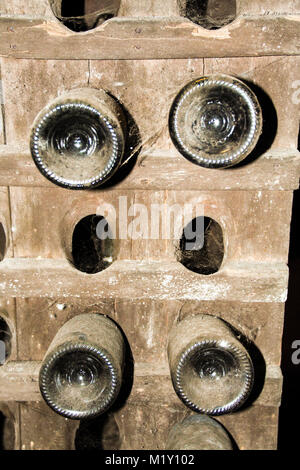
95,197,206,250
291,340,300,365
0,340,5,365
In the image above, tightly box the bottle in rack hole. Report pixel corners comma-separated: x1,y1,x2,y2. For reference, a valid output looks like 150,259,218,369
39,314,125,419
168,314,254,415
169,74,262,168
30,88,126,189
166,415,233,450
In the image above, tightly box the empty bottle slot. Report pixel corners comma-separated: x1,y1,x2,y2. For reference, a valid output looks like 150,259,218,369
75,414,121,450
72,214,114,274
49,1,120,32
0,223,6,262
178,216,224,275
180,0,237,29
0,317,11,365
0,409,15,450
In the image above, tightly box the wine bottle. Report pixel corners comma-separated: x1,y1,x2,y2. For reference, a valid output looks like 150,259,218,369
39,314,124,419
30,88,126,189
166,415,233,450
168,314,254,415
169,74,262,168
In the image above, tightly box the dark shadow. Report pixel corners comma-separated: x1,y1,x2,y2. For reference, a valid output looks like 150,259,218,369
99,96,141,189
75,413,121,450
51,1,120,32
108,319,134,414
0,412,4,450
229,79,278,168
222,320,266,411
178,216,224,275
278,188,300,449
72,214,114,274
0,223,6,262
182,0,236,29
0,410,14,450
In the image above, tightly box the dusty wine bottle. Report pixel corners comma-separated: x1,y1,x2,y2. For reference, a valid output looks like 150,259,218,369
30,88,126,189
39,314,125,419
166,415,233,450
168,314,254,415
169,74,262,168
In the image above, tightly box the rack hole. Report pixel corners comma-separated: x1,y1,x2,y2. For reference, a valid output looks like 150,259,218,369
0,409,15,450
0,223,6,262
0,317,12,366
49,0,120,32
178,216,224,275
75,414,121,450
72,214,114,274
180,0,236,29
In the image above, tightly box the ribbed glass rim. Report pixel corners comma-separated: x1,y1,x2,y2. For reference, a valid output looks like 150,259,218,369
39,342,119,419
30,102,123,189
174,338,254,415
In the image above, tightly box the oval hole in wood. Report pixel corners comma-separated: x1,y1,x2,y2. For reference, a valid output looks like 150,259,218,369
180,0,237,29
49,0,121,32
72,214,114,274
178,216,224,275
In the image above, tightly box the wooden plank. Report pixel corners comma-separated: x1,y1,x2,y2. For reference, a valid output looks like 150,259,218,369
0,58,89,146
1,146,300,190
0,258,289,301
15,298,284,365
1,0,298,19
8,187,294,264
19,401,79,450
0,16,299,60
204,56,300,150
10,187,135,259
0,360,282,408
0,0,53,18
1,56,299,150
0,59,4,145
114,403,279,450
237,0,300,16
114,300,285,366
119,0,180,17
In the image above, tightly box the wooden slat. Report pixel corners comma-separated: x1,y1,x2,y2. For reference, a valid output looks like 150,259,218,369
0,258,289,301
0,146,299,190
0,361,282,408
0,16,299,60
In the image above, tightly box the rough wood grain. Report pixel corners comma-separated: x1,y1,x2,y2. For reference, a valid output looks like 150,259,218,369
0,147,299,190
119,1,180,17
19,401,79,450
15,298,284,365
8,187,293,265
1,57,299,150
0,361,282,408
0,58,89,146
0,17,299,60
0,0,53,18
1,1,299,19
0,258,289,302
114,402,280,450
204,56,300,150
